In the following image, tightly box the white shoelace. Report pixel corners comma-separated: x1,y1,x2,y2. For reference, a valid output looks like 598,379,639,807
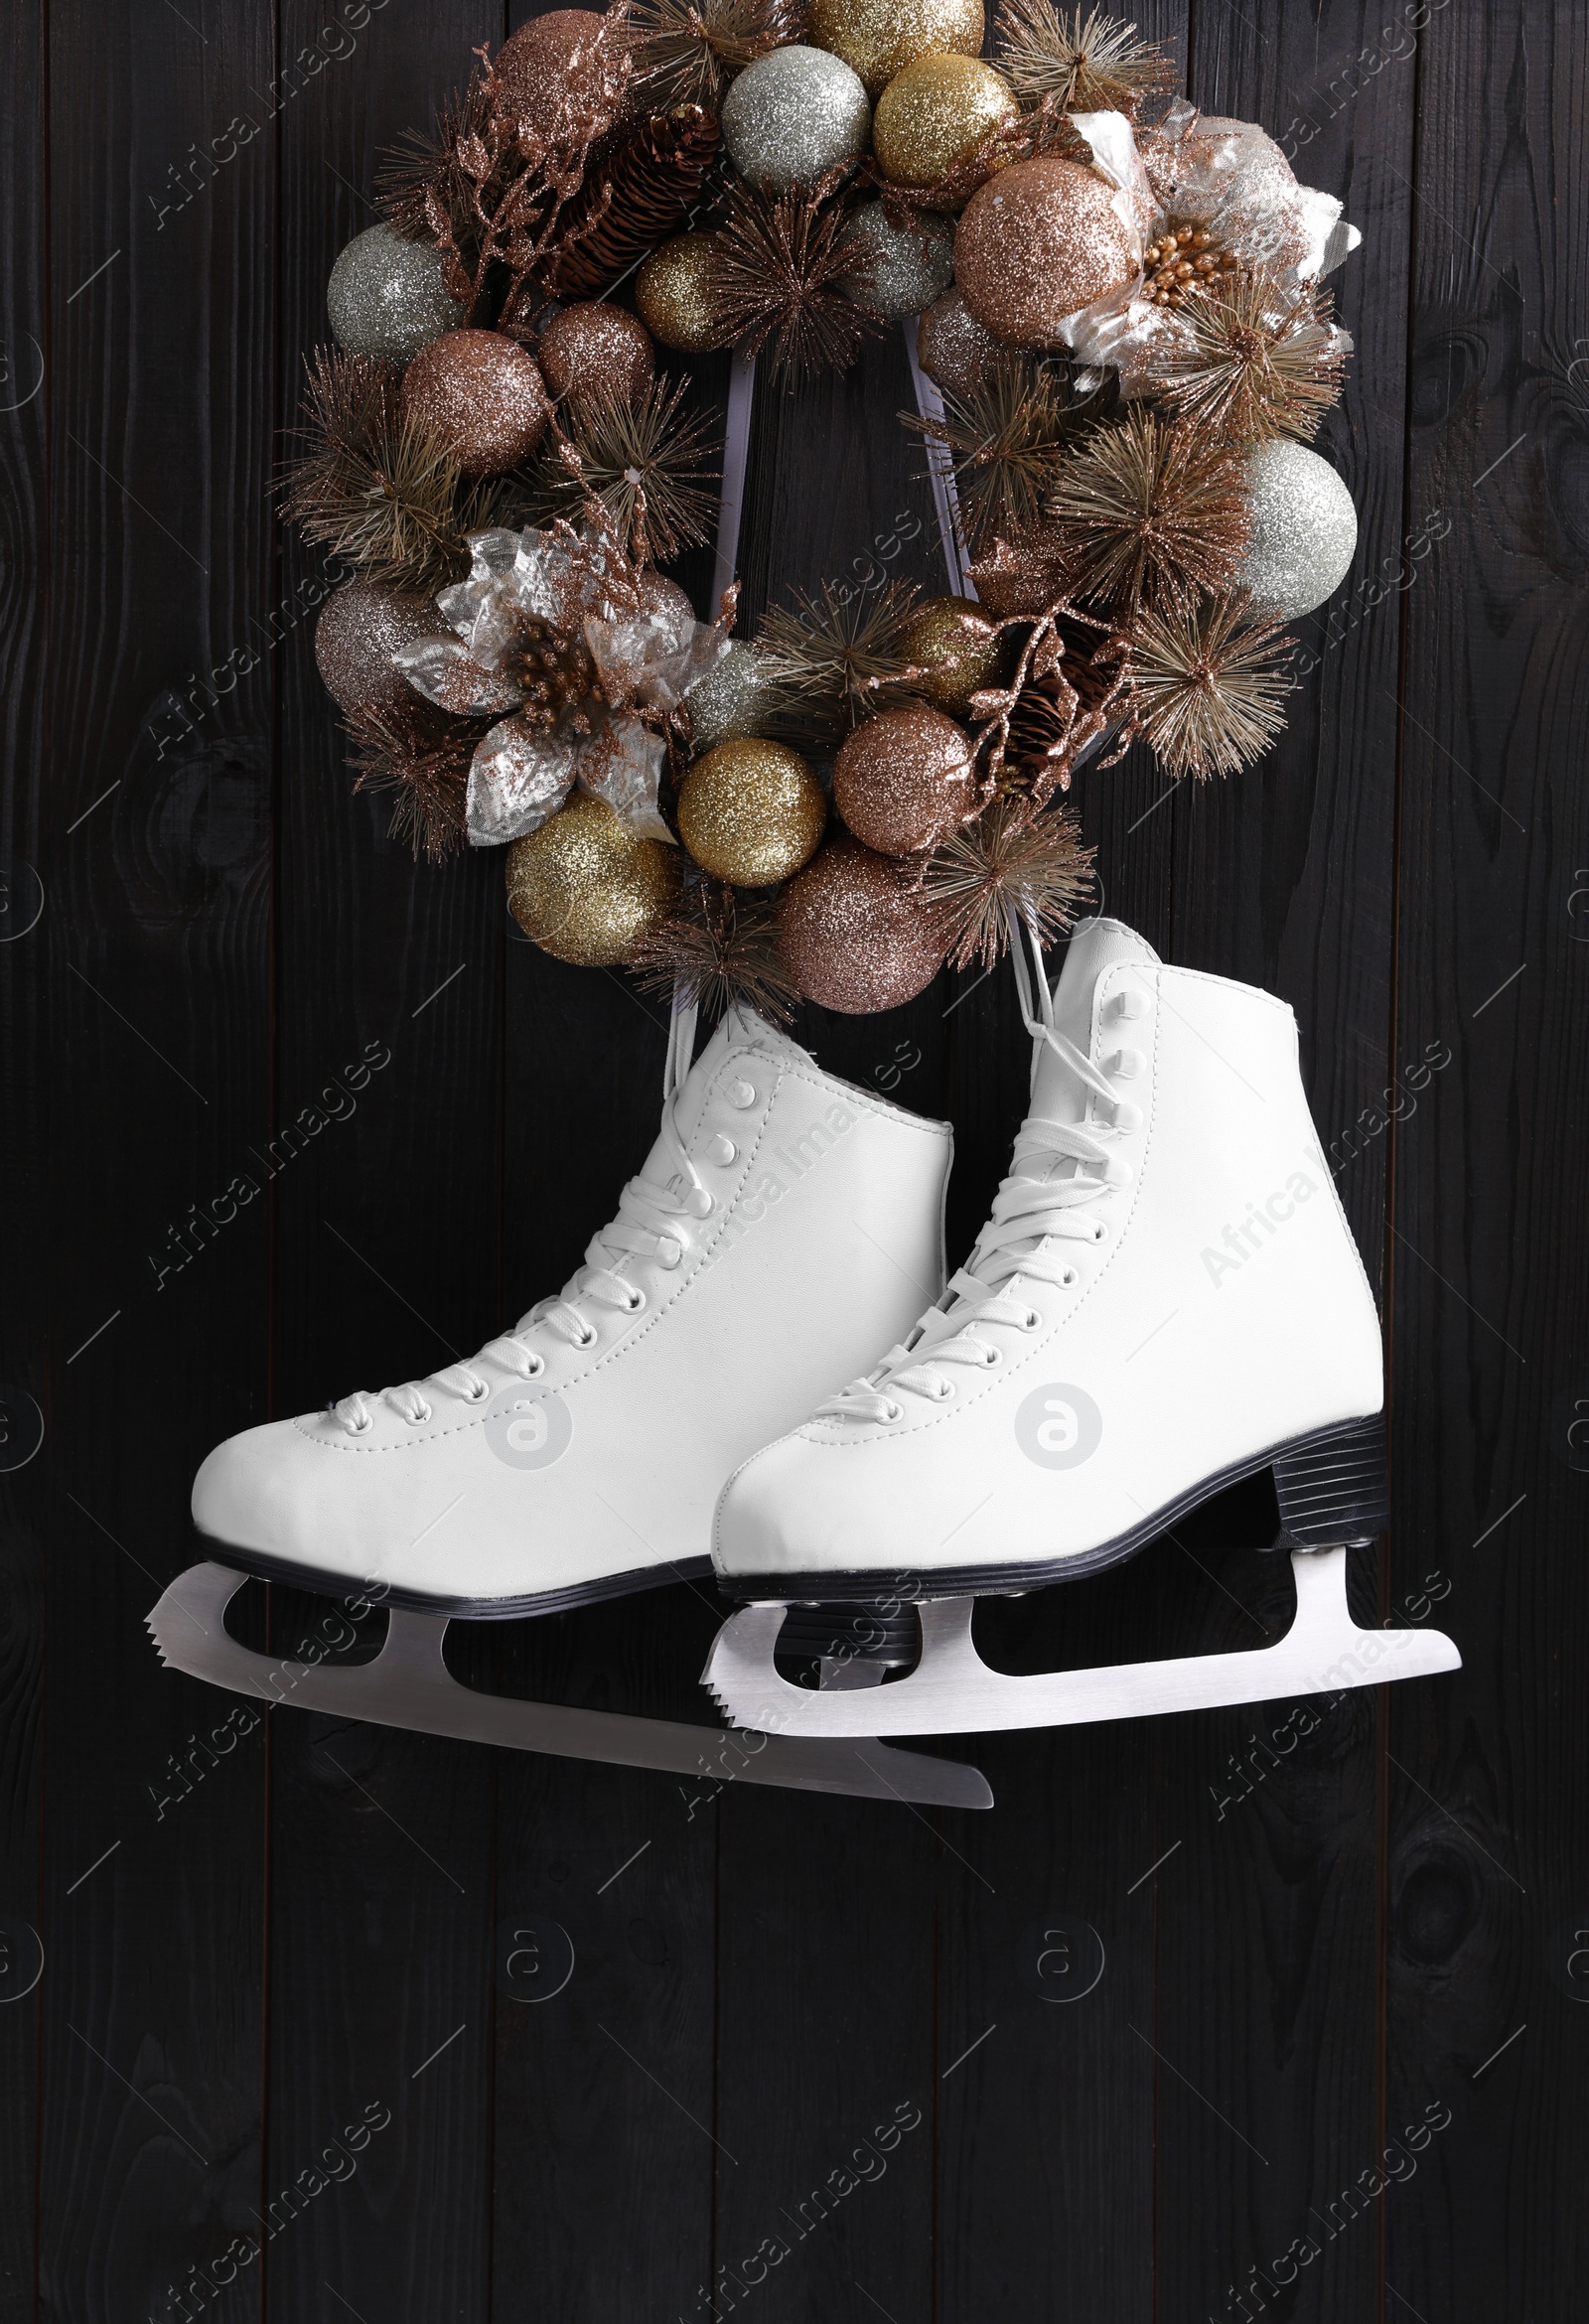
818,917,1130,1425
334,1000,710,1434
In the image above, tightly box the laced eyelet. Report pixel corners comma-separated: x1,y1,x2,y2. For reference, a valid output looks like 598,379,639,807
576,1326,597,1349
406,1402,433,1426
521,1354,545,1379
883,1400,905,1421
464,1379,490,1403
935,1380,956,1401
1062,1267,1079,1287
346,1413,371,1436
686,1188,713,1218
1092,1222,1108,1242
624,1288,647,1314
980,1347,1002,1368
1019,1308,1042,1332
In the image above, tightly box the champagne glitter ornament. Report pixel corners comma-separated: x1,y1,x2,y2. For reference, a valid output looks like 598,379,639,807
1233,439,1357,619
955,157,1136,346
494,9,619,132
917,287,1001,399
315,581,440,715
808,0,984,98
537,303,656,409
636,232,730,352
872,54,1017,190
684,640,770,750
835,203,954,320
778,833,947,1011
399,330,550,478
506,793,682,966
834,705,978,854
326,225,462,362
720,45,872,194
897,597,1006,715
678,738,827,884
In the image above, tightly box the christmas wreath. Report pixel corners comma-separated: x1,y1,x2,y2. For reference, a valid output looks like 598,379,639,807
286,0,1363,1017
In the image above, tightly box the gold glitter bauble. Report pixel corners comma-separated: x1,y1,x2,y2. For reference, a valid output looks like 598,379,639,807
495,11,614,133
778,834,947,1014
955,158,1136,347
635,233,729,354
506,794,682,967
872,55,1017,190
399,330,550,478
834,706,979,855
538,303,655,408
808,0,983,98
678,739,827,885
897,597,1007,716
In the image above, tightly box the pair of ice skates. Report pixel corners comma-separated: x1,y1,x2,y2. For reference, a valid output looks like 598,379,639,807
150,919,1458,1811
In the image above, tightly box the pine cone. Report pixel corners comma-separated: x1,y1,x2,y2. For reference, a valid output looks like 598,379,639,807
540,105,720,299
511,620,597,731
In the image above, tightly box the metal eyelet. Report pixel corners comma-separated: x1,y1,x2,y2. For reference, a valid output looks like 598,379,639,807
577,1326,597,1349
625,1288,647,1314
522,1355,545,1379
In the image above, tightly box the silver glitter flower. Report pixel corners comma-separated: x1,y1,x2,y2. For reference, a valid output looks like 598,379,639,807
394,526,726,847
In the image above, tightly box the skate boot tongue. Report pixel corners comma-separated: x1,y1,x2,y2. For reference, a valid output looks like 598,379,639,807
1032,917,1162,1129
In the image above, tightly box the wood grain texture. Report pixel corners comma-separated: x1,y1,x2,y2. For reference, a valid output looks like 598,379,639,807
0,2,1583,2319
265,4,506,2319
1387,4,1589,2319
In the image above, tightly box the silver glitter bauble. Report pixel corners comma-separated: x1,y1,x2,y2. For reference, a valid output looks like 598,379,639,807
326,225,463,362
917,286,1000,399
836,203,953,321
721,46,872,194
683,640,770,750
1235,441,1359,620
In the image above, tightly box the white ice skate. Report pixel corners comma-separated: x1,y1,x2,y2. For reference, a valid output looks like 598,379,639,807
704,918,1459,1737
149,1006,990,1809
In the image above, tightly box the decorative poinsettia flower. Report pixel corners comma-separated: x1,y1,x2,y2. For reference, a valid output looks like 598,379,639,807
393,525,727,846
1058,103,1359,395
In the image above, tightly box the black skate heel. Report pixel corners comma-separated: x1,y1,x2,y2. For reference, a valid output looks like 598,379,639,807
1271,1413,1389,1551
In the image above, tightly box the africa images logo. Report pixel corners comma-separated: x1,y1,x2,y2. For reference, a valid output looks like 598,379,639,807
486,1383,573,1469
1015,1383,1103,1469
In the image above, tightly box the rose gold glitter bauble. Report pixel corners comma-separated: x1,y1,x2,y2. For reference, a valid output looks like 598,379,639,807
917,286,1001,400
399,330,550,478
872,54,1017,189
966,522,1072,617
635,233,730,353
897,597,1007,716
538,303,655,409
678,739,827,885
506,794,682,967
778,834,947,1013
955,157,1136,347
314,581,436,715
833,706,979,856
808,0,983,98
639,572,696,629
495,11,615,131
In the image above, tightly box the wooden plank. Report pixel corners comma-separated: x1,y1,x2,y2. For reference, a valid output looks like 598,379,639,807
1142,1,1419,2314
1387,4,1589,2318
34,1,278,2316
263,4,506,2319
0,0,50,2310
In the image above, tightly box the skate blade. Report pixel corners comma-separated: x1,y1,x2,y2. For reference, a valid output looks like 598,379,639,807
702,1548,1461,1738
147,1562,992,1811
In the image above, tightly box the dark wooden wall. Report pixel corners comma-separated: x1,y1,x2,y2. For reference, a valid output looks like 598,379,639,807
2,2,1587,2318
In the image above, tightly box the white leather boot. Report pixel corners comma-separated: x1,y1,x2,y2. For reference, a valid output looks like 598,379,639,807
704,919,1459,1736
189,1008,952,1617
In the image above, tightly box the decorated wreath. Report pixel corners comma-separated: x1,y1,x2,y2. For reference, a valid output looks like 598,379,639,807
286,0,1362,1017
